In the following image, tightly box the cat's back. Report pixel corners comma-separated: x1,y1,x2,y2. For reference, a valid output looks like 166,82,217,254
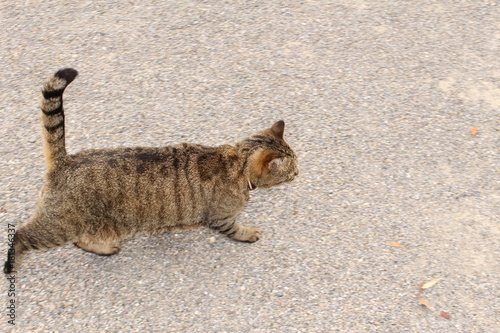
65,143,239,178
69,145,186,175
46,143,245,207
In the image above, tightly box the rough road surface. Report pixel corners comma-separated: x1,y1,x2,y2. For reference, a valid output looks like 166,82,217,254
1,1,498,332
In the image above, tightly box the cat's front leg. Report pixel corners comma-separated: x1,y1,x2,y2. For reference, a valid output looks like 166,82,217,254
209,217,260,243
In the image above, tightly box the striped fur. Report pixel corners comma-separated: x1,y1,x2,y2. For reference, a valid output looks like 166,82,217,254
40,68,78,170
4,69,298,274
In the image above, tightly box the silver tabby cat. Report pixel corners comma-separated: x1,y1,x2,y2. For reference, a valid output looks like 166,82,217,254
4,68,298,274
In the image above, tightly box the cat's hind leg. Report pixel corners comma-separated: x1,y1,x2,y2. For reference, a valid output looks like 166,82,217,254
4,215,78,274
4,232,28,274
75,234,121,256
209,217,261,243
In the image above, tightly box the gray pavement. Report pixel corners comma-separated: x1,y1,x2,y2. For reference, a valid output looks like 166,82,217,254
1,1,498,332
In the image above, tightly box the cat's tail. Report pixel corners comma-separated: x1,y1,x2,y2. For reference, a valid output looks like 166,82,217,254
40,68,78,170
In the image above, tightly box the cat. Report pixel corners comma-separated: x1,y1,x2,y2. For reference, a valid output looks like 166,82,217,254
4,68,298,274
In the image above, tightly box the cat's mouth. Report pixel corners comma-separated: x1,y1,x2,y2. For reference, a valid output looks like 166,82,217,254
275,176,296,187
287,173,298,183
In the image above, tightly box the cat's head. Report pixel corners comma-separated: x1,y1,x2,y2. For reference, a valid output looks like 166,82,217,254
244,120,298,189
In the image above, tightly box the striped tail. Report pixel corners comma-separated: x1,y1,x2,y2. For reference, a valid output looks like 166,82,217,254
40,68,78,170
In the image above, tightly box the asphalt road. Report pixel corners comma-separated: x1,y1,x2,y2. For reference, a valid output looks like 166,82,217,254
1,1,498,332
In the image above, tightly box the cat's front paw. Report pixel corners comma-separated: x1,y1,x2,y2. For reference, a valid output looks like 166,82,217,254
247,228,261,242
223,224,261,243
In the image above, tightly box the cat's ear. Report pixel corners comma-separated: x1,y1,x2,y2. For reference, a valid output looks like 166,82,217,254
260,151,283,171
250,150,283,177
269,120,285,139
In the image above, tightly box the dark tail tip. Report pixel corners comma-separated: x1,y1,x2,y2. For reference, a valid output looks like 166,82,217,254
4,261,13,275
55,68,78,84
